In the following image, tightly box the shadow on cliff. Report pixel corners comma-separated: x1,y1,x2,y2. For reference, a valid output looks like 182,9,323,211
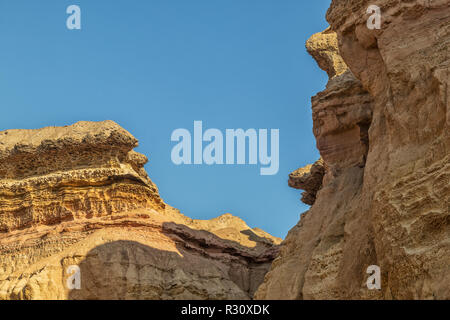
67,240,181,300
67,222,278,300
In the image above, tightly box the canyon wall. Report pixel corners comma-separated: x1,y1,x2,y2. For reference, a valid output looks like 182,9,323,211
1,0,448,301
0,121,280,300
256,0,449,299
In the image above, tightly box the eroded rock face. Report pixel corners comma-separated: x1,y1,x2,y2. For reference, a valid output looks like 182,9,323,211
256,0,449,300
0,121,164,233
309,29,374,176
289,159,325,205
0,121,281,300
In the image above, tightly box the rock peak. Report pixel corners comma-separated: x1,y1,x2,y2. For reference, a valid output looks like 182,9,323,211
306,27,348,79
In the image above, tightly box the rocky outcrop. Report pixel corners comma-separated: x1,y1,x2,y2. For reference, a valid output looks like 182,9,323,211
0,121,164,233
0,121,281,300
256,0,449,300
289,159,325,205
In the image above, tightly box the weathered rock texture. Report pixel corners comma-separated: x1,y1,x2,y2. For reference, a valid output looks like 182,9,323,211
0,121,281,300
256,0,449,300
289,158,325,205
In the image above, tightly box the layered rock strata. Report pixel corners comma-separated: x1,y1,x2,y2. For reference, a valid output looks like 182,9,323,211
0,121,281,300
256,0,449,300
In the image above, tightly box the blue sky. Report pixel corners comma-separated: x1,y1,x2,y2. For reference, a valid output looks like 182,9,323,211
0,0,330,238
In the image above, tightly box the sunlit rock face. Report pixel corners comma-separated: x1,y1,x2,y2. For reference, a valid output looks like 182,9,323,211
0,121,281,300
256,0,449,300
0,121,164,233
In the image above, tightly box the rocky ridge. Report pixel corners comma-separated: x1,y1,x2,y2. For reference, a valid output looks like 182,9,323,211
0,121,281,300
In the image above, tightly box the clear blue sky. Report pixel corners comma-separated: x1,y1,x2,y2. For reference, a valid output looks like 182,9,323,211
0,0,330,238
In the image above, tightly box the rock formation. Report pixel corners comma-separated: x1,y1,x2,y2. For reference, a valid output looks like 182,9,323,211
0,121,281,300
1,0,448,301
288,158,325,205
256,0,449,299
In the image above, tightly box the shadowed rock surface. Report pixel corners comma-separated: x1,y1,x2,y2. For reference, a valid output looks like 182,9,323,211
0,121,281,300
256,0,449,300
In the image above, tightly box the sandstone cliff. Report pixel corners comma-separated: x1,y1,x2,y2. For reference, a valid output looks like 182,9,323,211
0,121,281,300
256,0,449,299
